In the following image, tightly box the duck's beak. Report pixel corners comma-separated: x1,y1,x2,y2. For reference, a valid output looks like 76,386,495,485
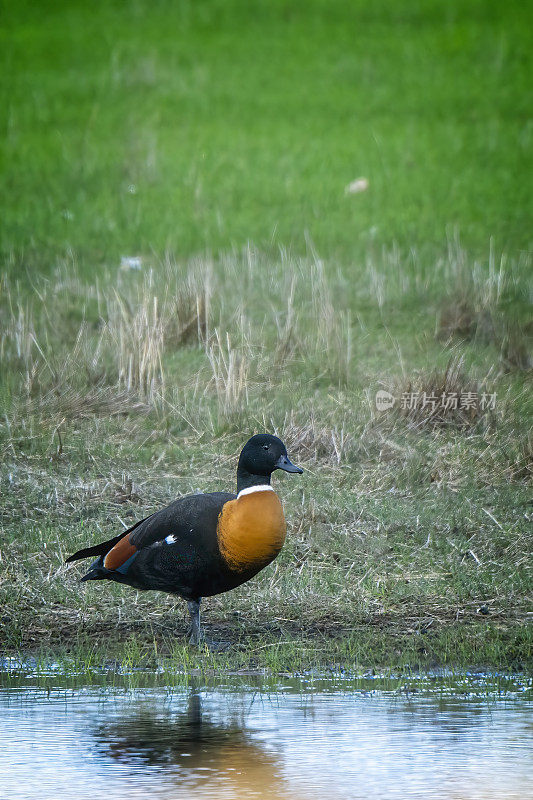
275,454,303,474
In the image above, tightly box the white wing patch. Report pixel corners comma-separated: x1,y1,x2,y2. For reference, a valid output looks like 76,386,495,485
165,534,177,544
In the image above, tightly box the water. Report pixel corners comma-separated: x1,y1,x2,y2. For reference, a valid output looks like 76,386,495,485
0,668,531,800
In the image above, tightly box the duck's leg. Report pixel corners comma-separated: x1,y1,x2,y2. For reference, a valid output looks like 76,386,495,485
186,598,229,651
187,598,202,645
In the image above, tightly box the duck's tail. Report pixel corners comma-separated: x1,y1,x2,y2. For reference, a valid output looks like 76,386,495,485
72,551,138,583
79,557,109,582
66,536,122,583
66,512,153,568
65,533,124,564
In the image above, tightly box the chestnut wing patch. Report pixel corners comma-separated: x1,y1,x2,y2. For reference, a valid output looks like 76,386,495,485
103,534,137,570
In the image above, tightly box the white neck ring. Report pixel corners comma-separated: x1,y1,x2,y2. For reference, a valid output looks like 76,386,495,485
237,484,274,498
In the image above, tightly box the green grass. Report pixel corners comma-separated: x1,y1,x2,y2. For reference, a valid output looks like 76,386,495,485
0,252,531,671
1,0,531,274
0,0,531,674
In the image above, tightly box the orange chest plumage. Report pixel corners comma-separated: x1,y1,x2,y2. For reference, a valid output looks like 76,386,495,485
217,489,286,573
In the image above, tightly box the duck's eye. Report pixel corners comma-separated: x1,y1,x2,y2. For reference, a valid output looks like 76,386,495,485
263,444,269,450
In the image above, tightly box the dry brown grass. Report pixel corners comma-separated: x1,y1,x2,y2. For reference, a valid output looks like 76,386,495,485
503,431,533,483
500,324,533,372
205,330,251,416
271,413,356,466
1,252,358,429
394,355,491,429
106,288,167,398
436,242,532,373
0,264,214,418
438,302,532,373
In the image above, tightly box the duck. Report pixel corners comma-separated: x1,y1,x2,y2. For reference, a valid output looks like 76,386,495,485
66,434,303,645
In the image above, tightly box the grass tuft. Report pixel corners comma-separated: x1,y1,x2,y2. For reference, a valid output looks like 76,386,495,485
395,355,489,430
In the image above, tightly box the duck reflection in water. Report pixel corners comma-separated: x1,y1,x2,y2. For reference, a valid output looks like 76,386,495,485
91,687,296,799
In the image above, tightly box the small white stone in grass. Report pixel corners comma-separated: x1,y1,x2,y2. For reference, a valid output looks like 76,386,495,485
345,177,369,194
120,256,142,270
165,534,177,544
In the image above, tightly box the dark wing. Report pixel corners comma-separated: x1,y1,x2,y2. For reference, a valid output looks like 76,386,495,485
66,491,236,579
125,491,237,596
128,492,235,551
